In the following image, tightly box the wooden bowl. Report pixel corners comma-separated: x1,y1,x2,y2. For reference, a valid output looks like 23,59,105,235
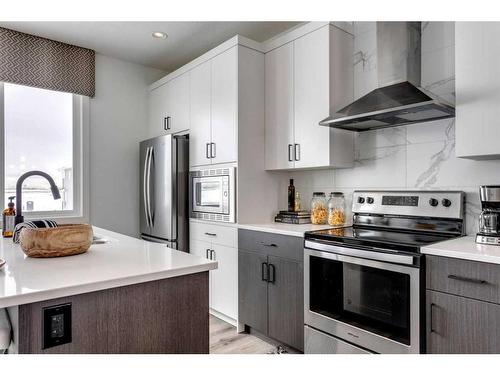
19,224,93,258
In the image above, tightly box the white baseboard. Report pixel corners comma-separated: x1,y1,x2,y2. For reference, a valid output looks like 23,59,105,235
210,309,237,328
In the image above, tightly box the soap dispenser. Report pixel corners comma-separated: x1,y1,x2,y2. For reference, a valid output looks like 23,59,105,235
2,196,16,238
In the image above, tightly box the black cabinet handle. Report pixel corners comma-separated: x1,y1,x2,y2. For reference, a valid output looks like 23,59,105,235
261,242,277,248
261,262,269,282
294,143,300,161
210,250,216,260
206,143,211,159
268,263,276,283
164,116,171,130
288,144,293,162
430,303,437,333
206,249,211,259
210,143,216,158
204,232,217,237
448,274,488,285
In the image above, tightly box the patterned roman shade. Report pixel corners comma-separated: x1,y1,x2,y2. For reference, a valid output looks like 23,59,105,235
0,27,95,97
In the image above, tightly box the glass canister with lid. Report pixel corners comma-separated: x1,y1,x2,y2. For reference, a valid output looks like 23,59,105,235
327,192,346,226
310,192,328,224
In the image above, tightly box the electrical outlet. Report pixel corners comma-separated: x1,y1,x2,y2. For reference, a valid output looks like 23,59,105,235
42,303,72,349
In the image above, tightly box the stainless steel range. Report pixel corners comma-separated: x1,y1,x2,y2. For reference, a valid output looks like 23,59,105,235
304,190,465,354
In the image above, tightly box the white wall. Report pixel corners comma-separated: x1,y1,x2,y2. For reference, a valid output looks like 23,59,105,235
276,22,500,235
89,54,165,236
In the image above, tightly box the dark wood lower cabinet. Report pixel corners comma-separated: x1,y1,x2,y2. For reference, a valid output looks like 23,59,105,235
268,256,304,351
16,272,209,354
238,250,268,334
427,290,500,353
238,229,304,351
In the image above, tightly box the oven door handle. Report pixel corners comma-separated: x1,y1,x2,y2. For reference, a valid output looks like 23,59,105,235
304,240,415,266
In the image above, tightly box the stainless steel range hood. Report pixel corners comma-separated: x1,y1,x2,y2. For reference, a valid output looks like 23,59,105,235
320,22,455,132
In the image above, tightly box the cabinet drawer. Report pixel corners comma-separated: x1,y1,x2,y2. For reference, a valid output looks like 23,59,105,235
305,326,370,354
238,229,303,262
427,255,500,304
190,221,237,248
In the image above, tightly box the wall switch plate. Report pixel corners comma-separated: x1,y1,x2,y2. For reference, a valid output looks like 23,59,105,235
42,303,72,349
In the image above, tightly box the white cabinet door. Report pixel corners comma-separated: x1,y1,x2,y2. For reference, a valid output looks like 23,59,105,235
211,46,238,165
148,83,169,138
456,22,500,159
189,238,211,260
190,238,213,306
165,73,190,134
210,243,238,320
265,42,295,170
189,61,213,167
293,26,331,169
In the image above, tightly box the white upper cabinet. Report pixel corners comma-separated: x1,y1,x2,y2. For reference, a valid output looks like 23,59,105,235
293,26,331,169
148,72,189,138
188,46,238,167
264,24,355,170
148,82,168,137
265,42,295,170
211,46,238,165
455,22,500,159
166,73,190,134
189,60,212,166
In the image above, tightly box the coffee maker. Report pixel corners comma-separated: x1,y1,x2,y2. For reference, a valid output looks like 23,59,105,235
477,185,500,245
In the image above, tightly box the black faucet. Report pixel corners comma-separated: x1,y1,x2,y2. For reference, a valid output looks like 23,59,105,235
15,171,61,226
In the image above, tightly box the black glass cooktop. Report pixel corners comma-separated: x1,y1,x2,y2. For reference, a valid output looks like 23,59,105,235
305,226,459,254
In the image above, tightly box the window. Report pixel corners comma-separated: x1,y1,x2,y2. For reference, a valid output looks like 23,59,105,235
0,82,87,220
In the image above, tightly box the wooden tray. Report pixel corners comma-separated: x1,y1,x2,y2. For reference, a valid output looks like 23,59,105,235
19,224,93,258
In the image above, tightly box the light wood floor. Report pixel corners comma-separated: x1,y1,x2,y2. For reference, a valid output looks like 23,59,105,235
209,315,276,354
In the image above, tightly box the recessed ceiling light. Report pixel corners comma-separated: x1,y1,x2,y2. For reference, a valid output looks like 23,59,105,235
152,31,168,39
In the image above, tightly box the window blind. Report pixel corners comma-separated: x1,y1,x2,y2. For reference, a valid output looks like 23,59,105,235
0,27,95,97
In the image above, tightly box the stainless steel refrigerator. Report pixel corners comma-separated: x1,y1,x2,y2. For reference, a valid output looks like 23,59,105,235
140,134,189,252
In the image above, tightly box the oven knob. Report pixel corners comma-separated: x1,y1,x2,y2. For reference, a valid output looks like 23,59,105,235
429,198,439,207
357,197,365,204
367,197,374,204
442,198,452,207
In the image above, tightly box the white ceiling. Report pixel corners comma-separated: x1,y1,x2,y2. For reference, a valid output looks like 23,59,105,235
0,22,302,72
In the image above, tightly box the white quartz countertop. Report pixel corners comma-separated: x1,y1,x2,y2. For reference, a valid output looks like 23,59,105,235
0,227,217,308
421,235,500,264
237,222,348,237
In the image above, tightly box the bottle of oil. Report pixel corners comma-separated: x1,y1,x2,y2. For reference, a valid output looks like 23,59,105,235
287,179,295,212
2,196,16,238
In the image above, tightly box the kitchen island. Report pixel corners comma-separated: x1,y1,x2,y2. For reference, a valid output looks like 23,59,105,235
0,227,217,354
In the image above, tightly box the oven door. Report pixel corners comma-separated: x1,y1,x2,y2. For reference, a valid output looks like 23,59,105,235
191,175,229,215
304,241,420,354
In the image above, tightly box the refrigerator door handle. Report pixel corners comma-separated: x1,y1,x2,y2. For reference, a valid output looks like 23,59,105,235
143,146,151,227
148,146,155,226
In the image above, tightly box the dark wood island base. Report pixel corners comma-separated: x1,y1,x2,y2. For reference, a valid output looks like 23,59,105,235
14,271,209,354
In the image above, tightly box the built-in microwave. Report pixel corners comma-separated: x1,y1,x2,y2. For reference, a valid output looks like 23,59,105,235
189,166,236,223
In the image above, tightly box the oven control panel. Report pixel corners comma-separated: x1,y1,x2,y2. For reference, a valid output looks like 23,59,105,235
352,190,465,219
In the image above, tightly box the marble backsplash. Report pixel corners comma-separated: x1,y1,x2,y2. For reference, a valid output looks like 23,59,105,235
280,119,499,235
275,22,495,235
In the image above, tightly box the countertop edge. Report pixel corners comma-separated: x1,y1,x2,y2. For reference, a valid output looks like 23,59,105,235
421,235,500,265
237,224,306,237
0,262,217,309
421,247,500,265
237,223,346,238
